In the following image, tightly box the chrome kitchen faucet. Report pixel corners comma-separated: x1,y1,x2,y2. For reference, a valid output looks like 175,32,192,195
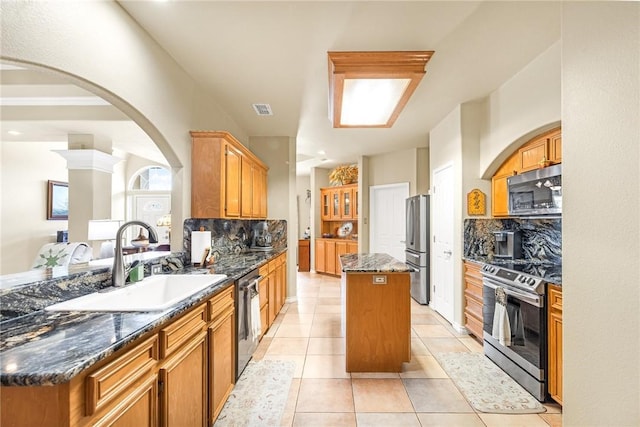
112,221,158,287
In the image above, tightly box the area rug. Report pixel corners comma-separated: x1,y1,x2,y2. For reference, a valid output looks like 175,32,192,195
214,359,296,427
434,352,545,414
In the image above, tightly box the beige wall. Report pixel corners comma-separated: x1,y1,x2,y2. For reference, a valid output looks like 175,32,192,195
562,3,639,424
1,141,68,273
366,147,426,196
479,41,561,178
0,1,247,250
296,175,311,239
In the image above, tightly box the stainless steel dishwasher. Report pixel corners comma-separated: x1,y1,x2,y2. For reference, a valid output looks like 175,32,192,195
235,268,261,379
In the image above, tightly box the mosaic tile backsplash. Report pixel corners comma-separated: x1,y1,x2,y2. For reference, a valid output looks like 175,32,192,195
183,218,287,264
463,218,561,264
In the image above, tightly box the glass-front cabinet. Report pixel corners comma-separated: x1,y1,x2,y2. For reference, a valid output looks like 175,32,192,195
342,189,352,219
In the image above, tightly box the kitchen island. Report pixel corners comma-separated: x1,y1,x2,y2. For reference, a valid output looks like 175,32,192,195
339,253,414,372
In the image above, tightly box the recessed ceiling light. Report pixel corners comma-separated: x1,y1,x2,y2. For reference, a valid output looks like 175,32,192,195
7,130,21,136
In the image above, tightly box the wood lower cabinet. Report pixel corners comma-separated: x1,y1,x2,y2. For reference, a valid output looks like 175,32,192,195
207,286,235,421
548,284,563,405
261,253,288,333
463,261,483,341
191,131,268,219
343,271,411,372
0,284,236,427
298,239,310,272
316,239,358,276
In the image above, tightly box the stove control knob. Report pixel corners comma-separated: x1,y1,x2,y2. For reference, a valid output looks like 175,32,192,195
527,278,536,286
518,276,526,283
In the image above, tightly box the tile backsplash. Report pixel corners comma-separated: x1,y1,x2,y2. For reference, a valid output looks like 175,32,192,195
183,218,287,264
464,218,561,264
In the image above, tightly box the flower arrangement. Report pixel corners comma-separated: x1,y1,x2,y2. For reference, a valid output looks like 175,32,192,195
329,164,358,186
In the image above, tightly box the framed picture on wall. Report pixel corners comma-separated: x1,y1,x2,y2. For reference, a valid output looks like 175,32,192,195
47,180,69,220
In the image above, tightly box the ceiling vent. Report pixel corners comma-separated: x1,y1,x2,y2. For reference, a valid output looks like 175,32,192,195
252,103,273,116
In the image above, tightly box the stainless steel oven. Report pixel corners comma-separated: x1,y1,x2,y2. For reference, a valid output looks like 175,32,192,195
481,263,547,401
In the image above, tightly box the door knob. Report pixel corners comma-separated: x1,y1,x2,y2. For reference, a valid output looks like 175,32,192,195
444,250,452,256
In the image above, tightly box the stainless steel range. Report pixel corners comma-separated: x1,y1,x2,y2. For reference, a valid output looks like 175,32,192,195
481,262,550,401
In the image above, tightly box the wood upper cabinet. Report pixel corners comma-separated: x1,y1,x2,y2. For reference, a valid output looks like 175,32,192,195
518,137,549,172
463,261,483,341
191,131,268,219
224,143,242,218
491,127,561,217
320,184,358,221
548,284,563,405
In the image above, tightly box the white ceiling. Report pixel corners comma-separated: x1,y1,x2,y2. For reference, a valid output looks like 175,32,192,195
1,1,560,175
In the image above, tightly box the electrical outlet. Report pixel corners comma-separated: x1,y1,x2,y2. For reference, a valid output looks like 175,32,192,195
151,264,162,275
373,275,387,284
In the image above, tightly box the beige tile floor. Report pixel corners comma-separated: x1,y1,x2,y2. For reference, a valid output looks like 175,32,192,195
253,272,563,427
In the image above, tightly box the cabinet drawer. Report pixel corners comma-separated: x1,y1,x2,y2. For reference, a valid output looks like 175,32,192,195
268,259,277,273
85,335,158,416
549,285,562,311
208,285,234,323
259,264,269,277
159,304,207,359
258,278,268,308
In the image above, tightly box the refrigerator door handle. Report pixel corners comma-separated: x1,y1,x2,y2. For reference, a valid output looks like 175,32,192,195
406,252,420,259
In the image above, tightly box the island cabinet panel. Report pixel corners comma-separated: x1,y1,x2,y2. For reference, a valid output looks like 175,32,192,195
548,284,563,406
91,375,158,427
463,261,483,341
258,264,270,337
344,272,411,372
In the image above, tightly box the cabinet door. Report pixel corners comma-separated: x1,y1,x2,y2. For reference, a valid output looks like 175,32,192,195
335,241,347,277
320,190,330,220
353,188,359,219
325,241,336,275
331,190,340,219
341,189,352,219
241,157,253,218
518,138,548,172
224,144,242,218
315,240,326,273
209,309,235,422
159,331,208,427
491,174,511,217
251,165,262,218
267,270,277,325
550,134,562,163
548,285,563,405
346,242,358,254
92,375,158,427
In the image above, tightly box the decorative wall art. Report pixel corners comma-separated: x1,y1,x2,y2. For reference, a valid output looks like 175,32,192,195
466,189,486,216
47,180,69,220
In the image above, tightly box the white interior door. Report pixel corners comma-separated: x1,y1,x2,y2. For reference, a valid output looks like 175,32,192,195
369,183,409,262
432,164,454,322
132,194,171,244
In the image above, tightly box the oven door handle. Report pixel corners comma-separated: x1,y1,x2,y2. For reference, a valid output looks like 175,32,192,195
483,279,543,307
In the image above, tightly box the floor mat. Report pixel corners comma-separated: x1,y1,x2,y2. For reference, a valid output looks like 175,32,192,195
214,359,296,427
434,352,546,414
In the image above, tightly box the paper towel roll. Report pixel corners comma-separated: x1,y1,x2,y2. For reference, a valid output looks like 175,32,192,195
191,230,211,264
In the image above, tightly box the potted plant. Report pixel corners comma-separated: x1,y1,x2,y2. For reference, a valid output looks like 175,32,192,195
329,164,358,185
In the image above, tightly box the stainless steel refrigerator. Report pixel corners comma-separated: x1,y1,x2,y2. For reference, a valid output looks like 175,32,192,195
405,194,430,304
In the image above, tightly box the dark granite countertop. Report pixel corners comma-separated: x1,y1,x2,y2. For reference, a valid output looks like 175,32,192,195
0,248,285,386
340,253,415,273
463,256,562,285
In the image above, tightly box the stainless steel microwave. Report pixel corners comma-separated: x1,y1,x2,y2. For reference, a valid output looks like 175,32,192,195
507,164,562,216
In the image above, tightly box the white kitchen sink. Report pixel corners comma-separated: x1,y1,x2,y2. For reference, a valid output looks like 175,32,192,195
45,274,228,312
